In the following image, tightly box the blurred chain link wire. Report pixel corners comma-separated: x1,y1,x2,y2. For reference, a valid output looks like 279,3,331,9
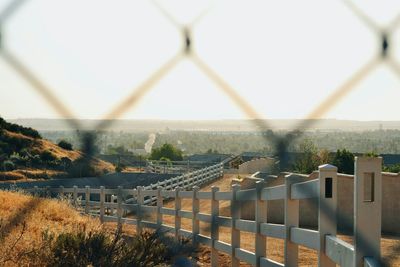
0,0,399,262
0,0,399,167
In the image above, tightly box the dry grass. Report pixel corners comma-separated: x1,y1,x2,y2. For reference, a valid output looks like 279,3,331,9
0,169,67,182
123,167,145,173
4,130,81,161
0,190,101,266
2,130,115,182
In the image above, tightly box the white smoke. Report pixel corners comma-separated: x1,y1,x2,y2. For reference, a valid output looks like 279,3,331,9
144,133,156,153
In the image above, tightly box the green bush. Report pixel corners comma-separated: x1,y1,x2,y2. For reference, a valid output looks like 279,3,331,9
332,149,354,174
383,163,400,173
115,165,122,173
34,228,195,267
3,160,15,171
40,151,57,163
57,140,73,150
31,154,42,165
150,143,183,161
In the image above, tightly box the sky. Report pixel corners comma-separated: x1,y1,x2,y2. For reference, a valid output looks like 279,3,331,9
1,0,400,127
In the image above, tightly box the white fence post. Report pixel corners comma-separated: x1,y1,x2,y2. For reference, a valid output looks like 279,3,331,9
59,186,64,199
318,164,337,267
175,187,182,240
255,180,266,267
211,186,220,267
157,186,163,227
137,186,143,234
231,184,241,267
117,186,123,228
110,195,116,216
284,174,303,267
192,186,200,246
45,186,50,198
354,157,382,267
85,186,90,214
73,186,78,206
100,186,105,222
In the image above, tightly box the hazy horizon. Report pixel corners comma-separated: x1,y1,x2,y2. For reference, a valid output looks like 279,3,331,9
8,117,400,132
1,0,400,123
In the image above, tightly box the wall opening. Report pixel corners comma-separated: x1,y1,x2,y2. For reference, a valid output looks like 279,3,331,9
325,177,332,198
363,172,375,202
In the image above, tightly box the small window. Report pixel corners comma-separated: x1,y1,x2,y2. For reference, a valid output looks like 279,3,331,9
364,173,375,202
325,178,333,198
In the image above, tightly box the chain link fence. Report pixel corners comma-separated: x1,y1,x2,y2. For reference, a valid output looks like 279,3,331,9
1,0,399,167
1,0,399,265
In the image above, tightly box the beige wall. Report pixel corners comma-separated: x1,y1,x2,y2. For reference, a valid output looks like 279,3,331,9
238,158,275,174
234,172,400,235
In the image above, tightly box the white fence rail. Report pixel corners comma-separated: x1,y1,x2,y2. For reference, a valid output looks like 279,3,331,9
146,160,212,174
27,157,382,267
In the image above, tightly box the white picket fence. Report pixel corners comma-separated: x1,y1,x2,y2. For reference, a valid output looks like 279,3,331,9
29,157,382,267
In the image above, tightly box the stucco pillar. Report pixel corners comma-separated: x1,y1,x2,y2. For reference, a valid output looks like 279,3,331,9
318,164,337,267
354,157,382,267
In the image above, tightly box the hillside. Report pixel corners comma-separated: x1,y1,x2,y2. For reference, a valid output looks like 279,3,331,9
0,117,114,181
0,190,100,266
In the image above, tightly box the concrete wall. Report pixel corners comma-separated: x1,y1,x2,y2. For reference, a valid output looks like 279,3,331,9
238,158,275,174
234,171,400,235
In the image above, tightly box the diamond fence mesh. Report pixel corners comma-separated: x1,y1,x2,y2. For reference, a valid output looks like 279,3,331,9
0,0,399,265
1,0,399,166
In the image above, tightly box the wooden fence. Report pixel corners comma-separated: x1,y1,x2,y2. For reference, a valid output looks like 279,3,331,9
28,157,382,267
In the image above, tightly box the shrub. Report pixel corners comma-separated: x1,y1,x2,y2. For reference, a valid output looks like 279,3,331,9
57,140,73,150
40,151,57,163
68,158,103,177
3,160,15,171
383,163,400,173
150,143,183,161
34,228,195,267
31,154,42,165
115,165,123,173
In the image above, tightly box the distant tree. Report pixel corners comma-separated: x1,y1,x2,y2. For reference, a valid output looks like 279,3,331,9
318,149,331,165
0,117,41,138
206,149,219,154
58,140,73,150
332,149,354,174
115,156,126,173
60,157,72,171
293,139,320,174
40,151,57,163
150,143,183,161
